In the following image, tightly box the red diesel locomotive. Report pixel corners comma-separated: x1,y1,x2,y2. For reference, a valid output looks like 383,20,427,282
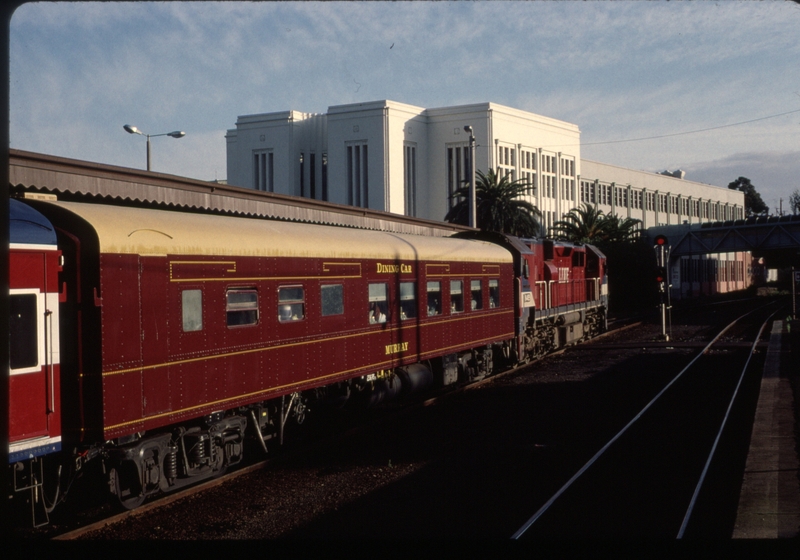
8,196,607,524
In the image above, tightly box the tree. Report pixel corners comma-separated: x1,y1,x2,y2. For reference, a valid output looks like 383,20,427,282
789,189,800,215
728,176,768,217
445,169,541,237
601,213,642,244
551,203,608,244
551,203,641,245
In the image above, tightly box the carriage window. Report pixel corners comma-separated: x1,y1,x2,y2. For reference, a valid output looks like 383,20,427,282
279,286,305,322
227,288,259,326
182,289,203,332
368,283,389,323
399,281,416,320
427,281,442,316
489,279,500,308
10,294,38,370
450,280,464,313
321,284,344,316
471,280,483,310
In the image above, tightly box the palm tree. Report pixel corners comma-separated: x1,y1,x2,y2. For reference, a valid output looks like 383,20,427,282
551,203,607,243
601,213,642,244
551,203,641,245
445,169,541,237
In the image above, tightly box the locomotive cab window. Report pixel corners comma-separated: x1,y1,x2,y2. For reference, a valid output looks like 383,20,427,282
489,279,500,308
279,286,305,322
427,281,442,316
399,281,416,320
471,280,483,310
182,289,203,332
10,293,38,370
321,284,344,316
368,283,389,323
226,288,259,326
450,280,464,313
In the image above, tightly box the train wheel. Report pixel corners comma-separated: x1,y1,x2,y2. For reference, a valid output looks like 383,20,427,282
110,465,146,510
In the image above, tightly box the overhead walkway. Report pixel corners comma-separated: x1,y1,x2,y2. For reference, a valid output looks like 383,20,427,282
649,216,800,258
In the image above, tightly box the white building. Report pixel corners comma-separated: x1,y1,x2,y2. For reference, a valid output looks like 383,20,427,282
226,100,744,233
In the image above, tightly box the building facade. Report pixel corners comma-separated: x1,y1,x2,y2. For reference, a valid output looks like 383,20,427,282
226,100,744,233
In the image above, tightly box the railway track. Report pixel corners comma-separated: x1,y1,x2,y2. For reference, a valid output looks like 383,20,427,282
512,300,784,539
36,319,639,540
24,296,787,540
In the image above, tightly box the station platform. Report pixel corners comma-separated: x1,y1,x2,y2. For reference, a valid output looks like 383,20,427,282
732,319,800,538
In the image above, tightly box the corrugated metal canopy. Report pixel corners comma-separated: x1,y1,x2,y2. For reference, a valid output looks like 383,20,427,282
42,200,511,263
9,149,470,238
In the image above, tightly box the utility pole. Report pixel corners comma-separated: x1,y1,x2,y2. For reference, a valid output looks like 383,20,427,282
464,126,476,229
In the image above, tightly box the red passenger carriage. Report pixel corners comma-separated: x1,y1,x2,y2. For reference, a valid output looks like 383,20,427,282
9,196,607,523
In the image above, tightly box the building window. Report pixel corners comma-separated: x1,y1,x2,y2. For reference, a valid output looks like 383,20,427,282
404,143,417,217
347,143,369,208
253,150,274,192
278,286,305,322
646,192,656,211
497,143,516,181
447,144,469,209
561,157,575,202
182,289,203,332
227,288,259,327
615,187,628,208
580,180,594,204
520,148,537,197
541,152,557,199
321,284,344,316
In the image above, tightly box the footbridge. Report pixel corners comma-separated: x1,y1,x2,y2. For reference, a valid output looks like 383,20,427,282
648,215,800,258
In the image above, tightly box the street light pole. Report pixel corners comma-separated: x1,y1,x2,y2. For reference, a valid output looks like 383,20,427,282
464,126,476,229
123,124,185,171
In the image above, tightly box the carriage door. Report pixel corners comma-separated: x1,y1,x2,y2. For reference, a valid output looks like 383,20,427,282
9,253,54,443
139,256,171,416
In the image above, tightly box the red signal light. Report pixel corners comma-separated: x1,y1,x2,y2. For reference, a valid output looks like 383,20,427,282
655,266,667,284
654,235,668,247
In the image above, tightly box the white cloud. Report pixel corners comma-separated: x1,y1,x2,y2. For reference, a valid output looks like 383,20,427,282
9,1,800,185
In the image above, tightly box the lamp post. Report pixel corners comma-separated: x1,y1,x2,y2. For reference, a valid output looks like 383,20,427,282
123,124,185,171
464,126,476,229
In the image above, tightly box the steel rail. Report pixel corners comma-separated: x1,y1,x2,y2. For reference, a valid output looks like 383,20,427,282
676,307,782,538
49,319,639,540
511,302,778,539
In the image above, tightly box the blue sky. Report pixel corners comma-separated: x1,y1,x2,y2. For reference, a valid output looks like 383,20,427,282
10,1,800,213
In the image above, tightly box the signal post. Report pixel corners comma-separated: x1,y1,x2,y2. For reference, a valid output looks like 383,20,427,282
654,235,671,341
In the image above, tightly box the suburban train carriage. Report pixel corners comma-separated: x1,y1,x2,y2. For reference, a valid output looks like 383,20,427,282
9,200,63,461
22,198,515,507
9,199,64,526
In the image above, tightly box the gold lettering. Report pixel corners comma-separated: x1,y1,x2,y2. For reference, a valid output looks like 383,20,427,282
376,263,413,274
384,341,409,355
